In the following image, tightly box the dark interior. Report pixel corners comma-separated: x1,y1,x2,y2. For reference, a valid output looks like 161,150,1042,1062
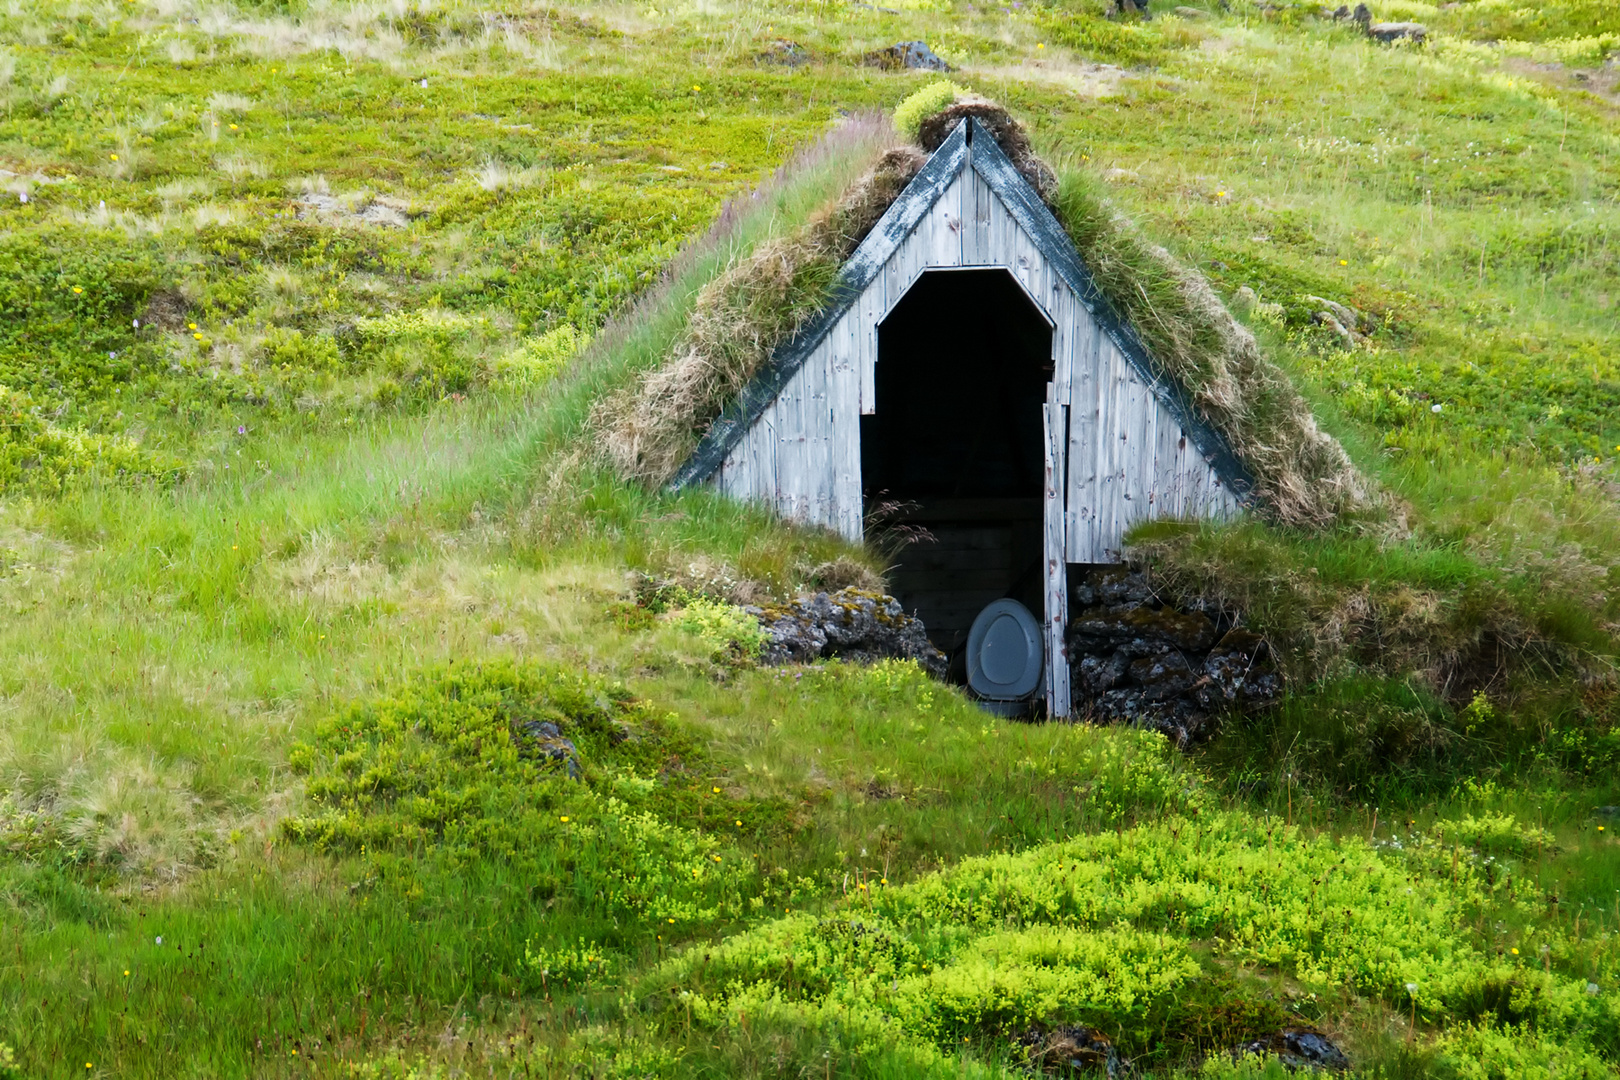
860,268,1054,676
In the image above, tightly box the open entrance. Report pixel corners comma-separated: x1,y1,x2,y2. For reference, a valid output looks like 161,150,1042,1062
860,267,1055,679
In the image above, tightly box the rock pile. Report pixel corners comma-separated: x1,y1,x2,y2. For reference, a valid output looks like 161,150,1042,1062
1067,567,1278,746
1231,1027,1351,1071
1019,1024,1129,1078
862,41,951,71
512,719,581,779
1367,21,1427,43
1329,3,1426,44
758,38,809,67
749,588,948,676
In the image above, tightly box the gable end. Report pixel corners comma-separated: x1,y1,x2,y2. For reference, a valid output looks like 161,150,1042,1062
667,117,1253,508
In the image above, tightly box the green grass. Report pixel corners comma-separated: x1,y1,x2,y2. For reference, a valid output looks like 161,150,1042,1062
4,0,1620,1076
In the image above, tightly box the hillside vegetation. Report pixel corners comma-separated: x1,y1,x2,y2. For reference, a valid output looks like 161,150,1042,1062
2,0,1619,1077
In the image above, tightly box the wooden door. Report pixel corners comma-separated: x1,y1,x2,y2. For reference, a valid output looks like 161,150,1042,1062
1043,385,1071,719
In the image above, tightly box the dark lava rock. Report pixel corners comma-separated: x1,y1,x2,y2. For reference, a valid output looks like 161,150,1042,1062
863,40,951,71
1020,1024,1130,1077
1065,566,1278,747
1197,629,1280,709
1093,567,1154,608
1093,688,1209,747
1079,650,1131,694
758,38,809,66
1129,651,1198,702
513,720,581,779
749,588,947,677
1232,1027,1350,1072
1069,603,1216,657
1368,20,1426,42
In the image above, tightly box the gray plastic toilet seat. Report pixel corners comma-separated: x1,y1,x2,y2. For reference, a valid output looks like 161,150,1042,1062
965,598,1044,701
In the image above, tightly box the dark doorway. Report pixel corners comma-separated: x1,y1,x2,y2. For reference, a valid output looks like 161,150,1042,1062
861,267,1054,673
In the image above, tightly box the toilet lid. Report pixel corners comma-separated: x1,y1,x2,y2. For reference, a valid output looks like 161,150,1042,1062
966,599,1044,700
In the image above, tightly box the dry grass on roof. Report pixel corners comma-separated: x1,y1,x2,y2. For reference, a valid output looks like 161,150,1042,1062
916,95,1057,203
594,136,924,487
529,113,896,466
1050,174,1382,529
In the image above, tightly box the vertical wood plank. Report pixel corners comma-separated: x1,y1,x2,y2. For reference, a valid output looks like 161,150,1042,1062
781,363,806,522
1043,393,1071,720
1125,367,1154,529
828,320,862,540
760,395,780,508
1150,415,1174,520
1166,418,1187,520
859,276,878,415
967,169,992,264
1051,283,1073,404
805,348,830,528
1116,345,1139,556
1101,341,1128,561
1066,308,1101,562
925,178,946,269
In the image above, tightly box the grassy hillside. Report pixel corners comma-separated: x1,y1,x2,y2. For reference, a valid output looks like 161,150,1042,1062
1,0,1619,1076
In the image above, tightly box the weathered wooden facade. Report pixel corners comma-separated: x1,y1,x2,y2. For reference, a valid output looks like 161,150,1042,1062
669,118,1252,717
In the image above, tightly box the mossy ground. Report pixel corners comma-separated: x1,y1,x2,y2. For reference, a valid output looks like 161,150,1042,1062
2,0,1620,1076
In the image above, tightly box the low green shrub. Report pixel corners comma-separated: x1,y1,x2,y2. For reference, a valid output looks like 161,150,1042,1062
0,224,167,402
1442,811,1556,858
1433,1022,1616,1080
1034,9,1203,67
523,936,615,987
0,384,183,496
647,811,1620,1069
492,324,588,389
283,661,799,927
671,596,769,661
893,80,965,141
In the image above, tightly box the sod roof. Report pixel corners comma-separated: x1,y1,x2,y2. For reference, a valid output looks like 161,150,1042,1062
592,95,1380,531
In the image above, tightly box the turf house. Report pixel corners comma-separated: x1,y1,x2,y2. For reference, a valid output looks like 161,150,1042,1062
602,94,1374,720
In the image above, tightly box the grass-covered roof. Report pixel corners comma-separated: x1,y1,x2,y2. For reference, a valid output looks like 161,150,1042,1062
591,87,1382,530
